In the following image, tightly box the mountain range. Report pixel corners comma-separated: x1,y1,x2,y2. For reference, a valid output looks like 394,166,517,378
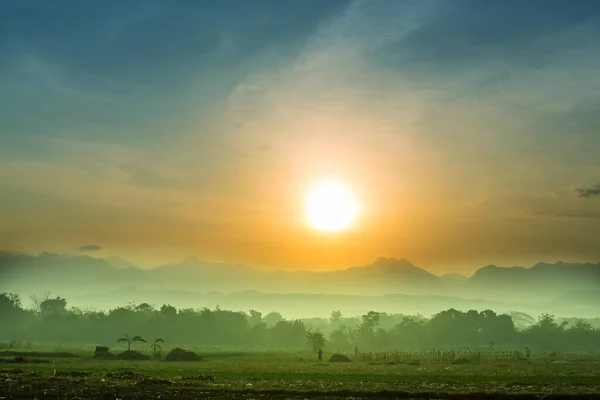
1,251,598,317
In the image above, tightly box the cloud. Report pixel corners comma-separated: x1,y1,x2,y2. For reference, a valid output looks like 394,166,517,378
576,183,600,198
78,244,103,252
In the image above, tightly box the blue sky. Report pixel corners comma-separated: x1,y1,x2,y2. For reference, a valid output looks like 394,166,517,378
1,0,599,271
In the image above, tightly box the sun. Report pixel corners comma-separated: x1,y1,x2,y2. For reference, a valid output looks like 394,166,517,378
306,180,359,232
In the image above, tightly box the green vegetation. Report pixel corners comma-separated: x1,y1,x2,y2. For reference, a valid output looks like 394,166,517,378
0,348,599,398
150,338,164,358
306,329,327,352
117,333,147,351
2,292,600,397
1,293,599,353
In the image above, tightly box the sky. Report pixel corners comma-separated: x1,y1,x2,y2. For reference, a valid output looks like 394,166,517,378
1,0,600,273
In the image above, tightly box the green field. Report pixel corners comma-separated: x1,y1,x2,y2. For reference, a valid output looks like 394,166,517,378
1,348,599,399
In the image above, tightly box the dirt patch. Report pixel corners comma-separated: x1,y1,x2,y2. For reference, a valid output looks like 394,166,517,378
0,351,78,358
164,348,203,362
0,368,40,377
94,351,117,360
328,354,351,363
116,350,151,360
181,375,215,382
54,370,93,377
106,370,147,380
136,378,173,386
0,356,50,364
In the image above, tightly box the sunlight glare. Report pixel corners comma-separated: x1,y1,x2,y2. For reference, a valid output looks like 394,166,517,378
306,180,359,232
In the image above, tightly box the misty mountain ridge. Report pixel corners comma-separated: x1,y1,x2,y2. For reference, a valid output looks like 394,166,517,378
106,256,139,270
1,251,598,317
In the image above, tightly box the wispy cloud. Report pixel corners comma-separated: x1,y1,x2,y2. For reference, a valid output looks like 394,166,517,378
576,183,600,198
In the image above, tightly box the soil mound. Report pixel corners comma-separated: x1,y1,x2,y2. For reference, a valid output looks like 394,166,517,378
328,353,351,363
116,351,150,361
94,346,115,359
164,348,203,362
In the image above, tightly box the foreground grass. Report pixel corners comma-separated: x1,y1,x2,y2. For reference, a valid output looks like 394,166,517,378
1,349,599,399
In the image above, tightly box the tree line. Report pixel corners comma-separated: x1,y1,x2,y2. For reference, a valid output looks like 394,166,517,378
1,293,598,351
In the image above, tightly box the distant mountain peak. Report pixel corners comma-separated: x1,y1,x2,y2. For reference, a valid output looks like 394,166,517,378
371,257,415,269
36,251,63,262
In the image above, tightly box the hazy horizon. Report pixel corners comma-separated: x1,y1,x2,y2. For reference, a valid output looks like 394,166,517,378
3,248,599,276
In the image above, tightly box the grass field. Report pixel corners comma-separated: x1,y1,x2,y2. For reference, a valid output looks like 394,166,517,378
1,348,599,399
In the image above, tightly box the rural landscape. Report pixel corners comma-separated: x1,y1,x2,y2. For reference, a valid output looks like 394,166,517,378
2,253,600,398
2,0,600,398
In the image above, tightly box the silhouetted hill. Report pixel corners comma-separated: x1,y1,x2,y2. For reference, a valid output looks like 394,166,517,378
1,251,598,317
0,251,143,293
468,261,600,299
313,257,442,294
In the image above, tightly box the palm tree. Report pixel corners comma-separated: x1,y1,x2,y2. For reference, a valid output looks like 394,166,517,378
306,329,327,353
117,333,146,351
150,338,164,358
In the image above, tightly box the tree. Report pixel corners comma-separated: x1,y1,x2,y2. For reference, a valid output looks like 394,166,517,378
330,310,342,323
356,311,381,346
30,292,51,315
270,320,306,349
0,293,23,313
248,309,263,326
150,338,164,358
30,295,68,318
118,333,147,351
329,328,350,348
361,311,381,333
264,311,284,328
136,303,154,314
160,304,177,319
306,329,327,352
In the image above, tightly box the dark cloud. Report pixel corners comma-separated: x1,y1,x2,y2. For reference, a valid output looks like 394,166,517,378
576,183,600,198
78,244,103,252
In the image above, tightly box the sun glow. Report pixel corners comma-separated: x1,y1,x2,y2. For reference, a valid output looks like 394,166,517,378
306,180,359,232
